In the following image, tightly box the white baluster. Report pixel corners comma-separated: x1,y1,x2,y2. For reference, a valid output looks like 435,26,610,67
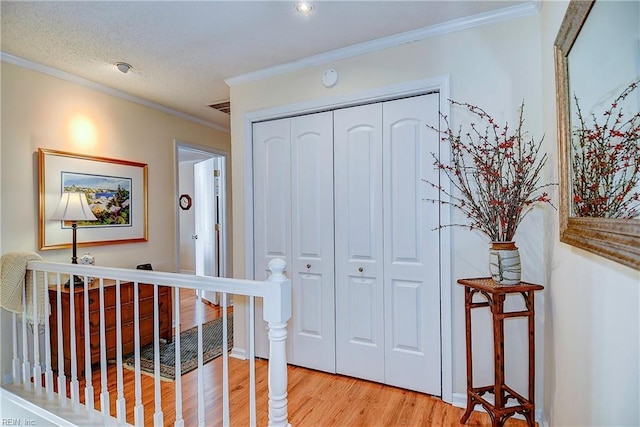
12,313,21,384
264,259,292,427
83,276,94,412
174,287,184,427
31,271,41,394
115,280,126,423
197,290,204,427
21,284,30,391
222,292,229,427
56,273,67,405
69,275,79,405
44,274,54,399
153,284,164,426
266,322,289,427
133,282,145,426
249,296,256,426
99,278,110,417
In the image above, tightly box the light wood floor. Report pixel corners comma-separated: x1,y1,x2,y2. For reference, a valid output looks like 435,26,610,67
56,291,532,426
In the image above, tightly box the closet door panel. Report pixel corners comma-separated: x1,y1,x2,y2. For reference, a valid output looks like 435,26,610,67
290,112,335,372
390,279,421,351
253,118,292,360
389,124,420,262
383,94,442,395
334,103,385,382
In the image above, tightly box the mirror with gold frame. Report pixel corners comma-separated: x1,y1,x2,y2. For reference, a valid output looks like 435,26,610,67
554,0,639,270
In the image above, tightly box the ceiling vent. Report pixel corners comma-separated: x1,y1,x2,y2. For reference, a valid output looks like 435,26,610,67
208,100,231,115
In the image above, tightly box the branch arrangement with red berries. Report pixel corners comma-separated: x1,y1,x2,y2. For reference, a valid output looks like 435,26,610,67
571,79,640,219
425,100,556,242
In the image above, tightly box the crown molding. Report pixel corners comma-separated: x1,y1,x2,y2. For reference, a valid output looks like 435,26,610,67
1,52,229,133
226,2,538,87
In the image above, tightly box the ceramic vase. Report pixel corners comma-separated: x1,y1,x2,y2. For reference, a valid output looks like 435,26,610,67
79,252,95,265
489,241,521,285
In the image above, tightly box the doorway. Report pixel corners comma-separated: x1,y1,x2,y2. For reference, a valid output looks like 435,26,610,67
252,94,441,395
242,76,454,402
175,141,229,306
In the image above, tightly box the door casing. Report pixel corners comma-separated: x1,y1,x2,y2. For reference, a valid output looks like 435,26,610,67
240,76,453,403
174,140,230,280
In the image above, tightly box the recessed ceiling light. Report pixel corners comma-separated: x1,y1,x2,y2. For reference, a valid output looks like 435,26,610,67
295,1,313,15
115,62,132,74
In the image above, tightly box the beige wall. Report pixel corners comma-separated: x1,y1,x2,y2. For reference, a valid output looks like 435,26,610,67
1,61,230,376
1,61,229,269
230,4,639,426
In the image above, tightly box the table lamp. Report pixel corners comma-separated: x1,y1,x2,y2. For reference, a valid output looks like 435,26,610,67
50,192,97,284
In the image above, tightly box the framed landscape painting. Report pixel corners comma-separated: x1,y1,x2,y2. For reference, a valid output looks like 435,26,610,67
38,148,148,250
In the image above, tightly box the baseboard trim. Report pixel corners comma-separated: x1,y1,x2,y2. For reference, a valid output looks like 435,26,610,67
2,372,14,386
452,392,544,424
1,363,47,386
230,347,247,360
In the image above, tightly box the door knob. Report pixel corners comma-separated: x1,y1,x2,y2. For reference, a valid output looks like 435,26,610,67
306,263,311,269
192,235,198,239
358,267,364,273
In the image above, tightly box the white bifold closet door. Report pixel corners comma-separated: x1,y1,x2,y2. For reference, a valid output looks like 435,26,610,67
334,94,441,395
333,103,385,383
253,93,441,394
253,112,336,373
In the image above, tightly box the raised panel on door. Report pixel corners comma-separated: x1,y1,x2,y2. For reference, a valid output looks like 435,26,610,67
290,111,335,372
334,103,385,382
252,117,292,360
382,93,441,395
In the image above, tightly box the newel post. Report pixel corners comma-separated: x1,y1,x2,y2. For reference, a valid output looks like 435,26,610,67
263,258,292,427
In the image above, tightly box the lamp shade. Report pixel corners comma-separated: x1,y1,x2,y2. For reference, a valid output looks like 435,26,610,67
50,192,98,222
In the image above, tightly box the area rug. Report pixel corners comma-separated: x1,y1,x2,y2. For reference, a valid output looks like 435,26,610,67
123,313,233,381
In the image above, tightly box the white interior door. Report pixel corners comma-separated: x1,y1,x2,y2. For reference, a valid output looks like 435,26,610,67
194,158,217,290
252,95,442,390
212,156,227,278
253,117,292,360
382,94,441,395
253,112,335,373
289,112,335,373
334,103,385,382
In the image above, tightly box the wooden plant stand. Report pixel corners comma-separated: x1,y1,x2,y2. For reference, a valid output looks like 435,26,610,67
457,278,543,427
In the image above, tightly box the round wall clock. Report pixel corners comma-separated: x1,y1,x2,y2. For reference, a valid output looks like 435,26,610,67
179,194,192,210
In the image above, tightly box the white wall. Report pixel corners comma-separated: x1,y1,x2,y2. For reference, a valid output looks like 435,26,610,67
541,2,640,425
229,11,547,413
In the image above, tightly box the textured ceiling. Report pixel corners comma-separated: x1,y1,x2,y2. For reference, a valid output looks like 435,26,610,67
1,1,530,131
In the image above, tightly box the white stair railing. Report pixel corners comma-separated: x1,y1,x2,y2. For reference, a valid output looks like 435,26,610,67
262,258,292,427
174,287,184,427
115,278,127,423
1,258,291,427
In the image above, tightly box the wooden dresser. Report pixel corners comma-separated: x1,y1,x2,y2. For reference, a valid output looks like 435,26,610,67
49,280,172,377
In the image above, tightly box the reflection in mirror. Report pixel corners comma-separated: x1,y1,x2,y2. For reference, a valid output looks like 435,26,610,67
567,0,639,219
555,0,640,270
570,79,639,218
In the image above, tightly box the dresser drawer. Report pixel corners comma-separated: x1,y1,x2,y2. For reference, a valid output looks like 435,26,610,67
49,281,173,377
87,293,170,329
86,283,133,312
88,312,172,359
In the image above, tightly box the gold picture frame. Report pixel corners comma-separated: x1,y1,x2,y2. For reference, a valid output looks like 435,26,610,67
38,148,148,250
